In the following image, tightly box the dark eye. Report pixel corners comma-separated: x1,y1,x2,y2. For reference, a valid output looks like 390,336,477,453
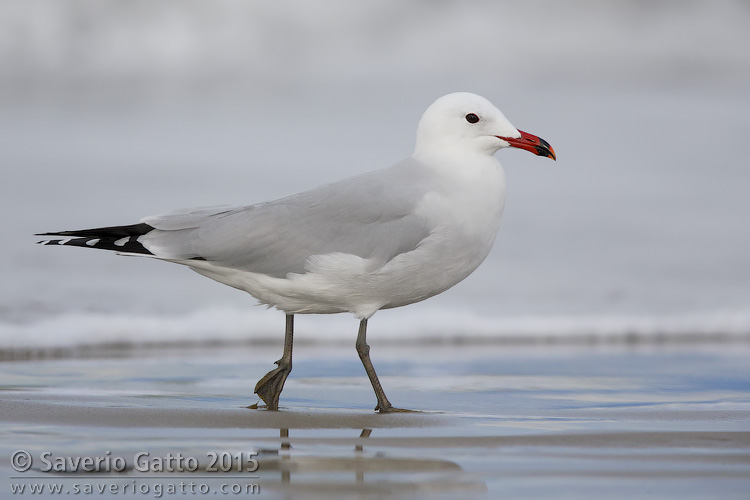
465,113,480,124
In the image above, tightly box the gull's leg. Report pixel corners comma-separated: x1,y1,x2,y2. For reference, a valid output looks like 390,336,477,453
356,319,411,413
253,314,294,411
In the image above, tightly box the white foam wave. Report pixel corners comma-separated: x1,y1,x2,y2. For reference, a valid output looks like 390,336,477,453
1,306,749,352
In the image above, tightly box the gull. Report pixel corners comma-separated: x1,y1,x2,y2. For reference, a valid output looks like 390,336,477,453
37,92,555,412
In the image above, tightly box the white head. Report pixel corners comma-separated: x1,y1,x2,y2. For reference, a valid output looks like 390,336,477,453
414,92,555,161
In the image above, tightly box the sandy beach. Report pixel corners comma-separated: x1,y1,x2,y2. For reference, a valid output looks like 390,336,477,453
1,342,748,499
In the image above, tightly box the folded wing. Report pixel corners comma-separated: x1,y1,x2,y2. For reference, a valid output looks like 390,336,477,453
139,159,435,278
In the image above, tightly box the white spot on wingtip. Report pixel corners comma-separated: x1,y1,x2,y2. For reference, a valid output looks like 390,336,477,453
114,237,130,247
85,238,100,247
58,238,71,245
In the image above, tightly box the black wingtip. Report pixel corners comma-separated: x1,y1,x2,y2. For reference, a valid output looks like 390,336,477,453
35,223,156,255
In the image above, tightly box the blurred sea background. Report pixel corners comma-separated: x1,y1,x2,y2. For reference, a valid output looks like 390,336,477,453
1,0,749,353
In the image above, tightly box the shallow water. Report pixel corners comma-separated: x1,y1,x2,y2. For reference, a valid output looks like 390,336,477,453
1,343,748,499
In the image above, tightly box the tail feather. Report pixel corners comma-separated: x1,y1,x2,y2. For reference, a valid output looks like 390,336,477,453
36,223,155,255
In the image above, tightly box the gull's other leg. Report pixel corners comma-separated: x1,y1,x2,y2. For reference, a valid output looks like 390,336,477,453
253,314,294,410
356,319,411,413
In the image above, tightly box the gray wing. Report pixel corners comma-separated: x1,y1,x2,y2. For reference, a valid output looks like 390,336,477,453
138,158,435,277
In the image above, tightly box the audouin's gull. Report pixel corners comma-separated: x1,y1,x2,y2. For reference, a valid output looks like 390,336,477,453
38,92,556,412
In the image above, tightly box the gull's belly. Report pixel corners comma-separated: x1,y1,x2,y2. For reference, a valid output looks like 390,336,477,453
265,228,498,318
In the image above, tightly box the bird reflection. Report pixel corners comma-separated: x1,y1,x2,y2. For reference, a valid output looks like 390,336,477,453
355,428,372,484
254,427,486,496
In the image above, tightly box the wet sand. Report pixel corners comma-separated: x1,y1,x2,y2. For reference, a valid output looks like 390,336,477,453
1,343,749,499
